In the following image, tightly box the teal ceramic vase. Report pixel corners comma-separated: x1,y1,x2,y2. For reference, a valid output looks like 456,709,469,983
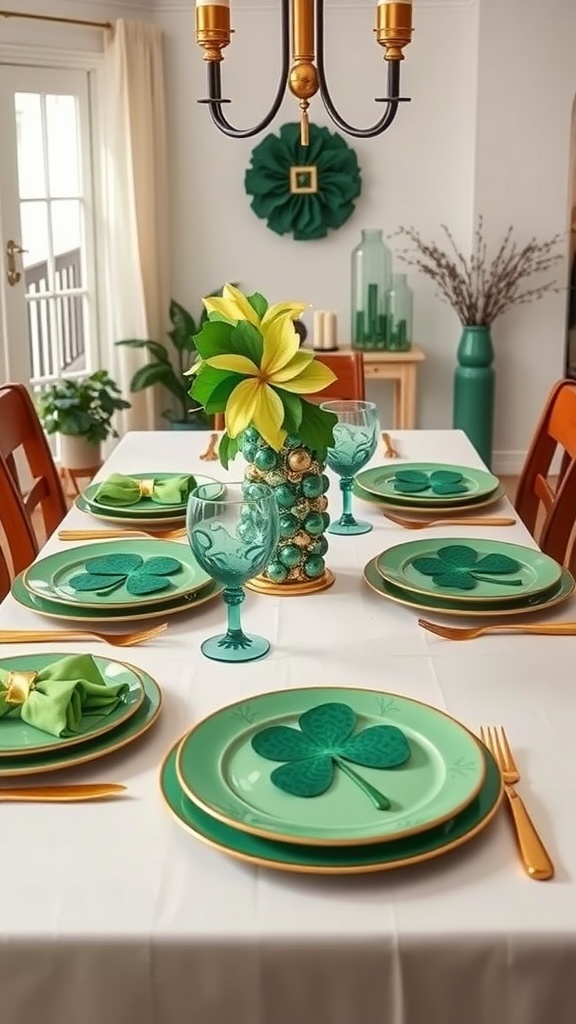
453,325,495,468
240,428,331,591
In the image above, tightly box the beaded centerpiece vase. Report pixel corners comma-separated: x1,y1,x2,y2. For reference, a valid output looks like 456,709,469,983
240,428,334,595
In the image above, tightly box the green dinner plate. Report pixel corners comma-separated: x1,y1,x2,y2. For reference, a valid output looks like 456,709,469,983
76,493,186,527
176,687,485,846
0,662,162,776
23,540,211,610
352,480,507,516
0,653,145,757
363,556,575,618
162,741,503,874
81,474,225,523
376,538,563,604
11,571,222,623
355,463,500,506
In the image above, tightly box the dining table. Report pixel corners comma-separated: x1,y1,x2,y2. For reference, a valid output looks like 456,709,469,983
1,427,575,1024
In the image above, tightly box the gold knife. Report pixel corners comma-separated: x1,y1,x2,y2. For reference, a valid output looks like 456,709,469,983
0,784,127,802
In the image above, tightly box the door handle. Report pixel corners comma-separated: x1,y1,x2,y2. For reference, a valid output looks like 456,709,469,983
5,239,28,286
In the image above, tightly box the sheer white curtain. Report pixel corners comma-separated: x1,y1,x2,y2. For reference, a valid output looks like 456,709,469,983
102,19,170,431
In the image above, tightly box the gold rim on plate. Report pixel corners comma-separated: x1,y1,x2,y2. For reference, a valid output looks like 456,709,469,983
363,557,575,618
160,737,504,875
354,482,507,516
75,495,186,528
0,663,162,777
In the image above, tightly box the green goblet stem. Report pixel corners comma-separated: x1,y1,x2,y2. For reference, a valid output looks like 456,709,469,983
221,587,252,651
338,478,358,528
334,757,391,811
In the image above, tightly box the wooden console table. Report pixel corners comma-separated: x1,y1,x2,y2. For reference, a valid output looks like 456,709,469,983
339,345,426,429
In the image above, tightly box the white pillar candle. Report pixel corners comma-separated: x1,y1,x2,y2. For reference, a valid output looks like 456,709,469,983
196,0,230,5
323,312,338,350
313,310,325,350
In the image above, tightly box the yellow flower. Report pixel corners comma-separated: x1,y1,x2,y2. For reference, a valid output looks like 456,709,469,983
204,311,336,450
203,282,306,330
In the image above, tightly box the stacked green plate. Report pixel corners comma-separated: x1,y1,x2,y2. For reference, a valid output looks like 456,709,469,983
0,653,162,776
354,462,505,515
78,473,224,527
13,539,222,623
159,686,504,874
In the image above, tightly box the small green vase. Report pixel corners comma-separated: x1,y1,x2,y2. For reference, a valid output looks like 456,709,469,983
453,325,495,468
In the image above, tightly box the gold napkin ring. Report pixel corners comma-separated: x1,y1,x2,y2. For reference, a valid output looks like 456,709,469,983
138,479,155,498
4,670,38,705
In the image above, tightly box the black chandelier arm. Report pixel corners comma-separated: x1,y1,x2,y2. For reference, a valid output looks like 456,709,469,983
316,0,409,139
198,1,291,140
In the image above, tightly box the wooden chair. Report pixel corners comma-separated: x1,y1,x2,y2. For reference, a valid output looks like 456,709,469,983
213,351,365,429
515,379,576,564
0,545,10,603
0,383,67,544
0,452,38,579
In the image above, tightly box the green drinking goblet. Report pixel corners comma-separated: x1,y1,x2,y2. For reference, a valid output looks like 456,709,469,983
320,400,379,535
187,481,280,663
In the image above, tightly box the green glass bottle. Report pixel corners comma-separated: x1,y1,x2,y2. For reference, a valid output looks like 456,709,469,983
385,273,413,351
351,229,392,351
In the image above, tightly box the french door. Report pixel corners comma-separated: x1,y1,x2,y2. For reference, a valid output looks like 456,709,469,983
0,65,99,391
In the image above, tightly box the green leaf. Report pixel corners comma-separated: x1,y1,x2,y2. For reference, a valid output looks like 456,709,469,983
217,432,239,470
247,291,268,318
169,299,197,351
193,320,236,359
270,756,334,798
297,401,337,455
341,725,410,768
130,363,185,401
433,570,477,589
251,725,320,762
231,321,264,365
115,339,171,363
298,702,355,747
277,389,303,434
191,366,240,409
203,374,245,414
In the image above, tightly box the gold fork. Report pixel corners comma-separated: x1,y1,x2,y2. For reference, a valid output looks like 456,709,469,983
0,784,127,802
199,433,219,461
480,726,554,880
418,619,576,640
382,512,516,529
58,527,187,541
381,432,399,458
0,623,168,647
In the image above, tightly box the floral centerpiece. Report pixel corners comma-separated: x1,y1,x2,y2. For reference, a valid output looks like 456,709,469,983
187,284,338,592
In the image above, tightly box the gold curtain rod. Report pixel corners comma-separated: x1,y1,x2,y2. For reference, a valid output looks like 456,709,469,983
0,9,112,30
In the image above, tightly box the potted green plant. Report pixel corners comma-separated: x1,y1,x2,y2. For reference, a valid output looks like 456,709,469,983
37,370,131,469
115,298,212,429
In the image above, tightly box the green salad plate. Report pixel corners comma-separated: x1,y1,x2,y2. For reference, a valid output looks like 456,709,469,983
22,539,211,611
162,740,503,875
352,479,507,517
175,687,485,846
363,556,575,618
355,463,500,507
77,474,224,527
0,662,162,776
0,653,145,757
11,572,222,623
376,538,563,605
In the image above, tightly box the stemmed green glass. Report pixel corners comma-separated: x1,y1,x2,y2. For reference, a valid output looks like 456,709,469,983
320,400,379,535
186,481,280,663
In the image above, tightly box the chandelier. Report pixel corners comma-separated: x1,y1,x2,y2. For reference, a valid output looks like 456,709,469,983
195,0,413,145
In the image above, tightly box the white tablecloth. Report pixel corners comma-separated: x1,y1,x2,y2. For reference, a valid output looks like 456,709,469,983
1,429,575,1024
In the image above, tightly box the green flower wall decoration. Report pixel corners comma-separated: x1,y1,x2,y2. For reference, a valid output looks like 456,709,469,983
244,123,361,241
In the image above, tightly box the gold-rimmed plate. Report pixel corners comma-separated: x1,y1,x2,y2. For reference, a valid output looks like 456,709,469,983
353,480,507,516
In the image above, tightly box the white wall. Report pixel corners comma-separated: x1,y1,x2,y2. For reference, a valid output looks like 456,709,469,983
2,0,575,470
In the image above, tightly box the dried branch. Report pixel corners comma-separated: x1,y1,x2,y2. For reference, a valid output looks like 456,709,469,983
393,219,564,326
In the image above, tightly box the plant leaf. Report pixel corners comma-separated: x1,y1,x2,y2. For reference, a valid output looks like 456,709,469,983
297,401,337,455
298,702,356,747
251,725,321,762
247,291,268,319
231,320,264,366
193,320,237,360
277,388,303,434
218,432,239,470
270,755,335,797
203,374,246,414
115,339,171,363
169,299,197,351
341,725,411,768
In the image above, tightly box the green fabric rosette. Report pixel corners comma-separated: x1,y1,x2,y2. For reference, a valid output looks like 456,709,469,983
244,123,361,241
0,654,129,737
93,473,196,507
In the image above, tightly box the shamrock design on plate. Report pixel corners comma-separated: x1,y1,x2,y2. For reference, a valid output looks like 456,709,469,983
68,554,182,596
392,469,470,496
251,702,410,810
411,544,522,591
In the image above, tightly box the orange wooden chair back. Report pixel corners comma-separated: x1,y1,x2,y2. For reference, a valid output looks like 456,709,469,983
515,379,576,564
0,450,38,583
0,383,67,543
0,544,10,603
213,352,365,430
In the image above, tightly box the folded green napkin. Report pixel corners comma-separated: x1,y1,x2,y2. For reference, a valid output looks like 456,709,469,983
0,654,129,738
93,473,196,507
